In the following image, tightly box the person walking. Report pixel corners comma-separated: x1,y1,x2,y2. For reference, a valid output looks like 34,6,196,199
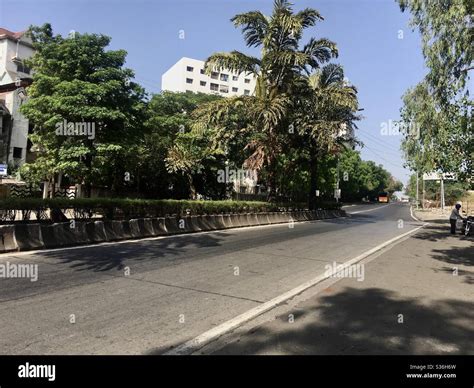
449,202,464,234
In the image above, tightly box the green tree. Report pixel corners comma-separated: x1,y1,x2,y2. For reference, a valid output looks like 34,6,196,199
398,0,473,182
197,0,338,201
20,24,146,197
294,63,360,207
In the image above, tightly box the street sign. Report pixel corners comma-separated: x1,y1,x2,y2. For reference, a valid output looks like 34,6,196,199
422,172,457,181
0,164,7,177
334,189,341,199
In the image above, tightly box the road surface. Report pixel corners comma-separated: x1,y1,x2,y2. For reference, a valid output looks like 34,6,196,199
0,203,421,354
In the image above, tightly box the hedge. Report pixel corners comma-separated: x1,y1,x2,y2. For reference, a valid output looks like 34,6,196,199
0,198,341,222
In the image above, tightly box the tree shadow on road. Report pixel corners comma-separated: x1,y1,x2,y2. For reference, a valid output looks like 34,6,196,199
413,224,462,242
429,245,474,268
36,232,228,272
434,266,474,285
205,287,474,355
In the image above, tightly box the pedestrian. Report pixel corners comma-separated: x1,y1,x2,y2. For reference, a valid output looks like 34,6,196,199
449,202,464,234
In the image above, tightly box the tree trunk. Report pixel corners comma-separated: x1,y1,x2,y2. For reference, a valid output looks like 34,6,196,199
187,173,196,199
83,153,92,198
266,157,277,202
308,147,319,210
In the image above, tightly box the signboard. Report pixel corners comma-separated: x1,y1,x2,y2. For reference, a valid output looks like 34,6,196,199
422,172,457,181
334,189,341,199
0,164,7,177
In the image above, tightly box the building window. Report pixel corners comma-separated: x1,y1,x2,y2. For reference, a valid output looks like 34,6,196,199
232,87,238,92
16,61,31,75
244,89,250,96
244,78,250,84
219,85,229,93
210,83,219,91
210,72,219,80
186,78,193,84
186,66,194,72
200,81,206,86
220,73,229,82
232,75,238,81
200,69,205,74
13,147,22,159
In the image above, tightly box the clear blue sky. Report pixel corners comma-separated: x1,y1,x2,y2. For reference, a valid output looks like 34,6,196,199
1,0,429,185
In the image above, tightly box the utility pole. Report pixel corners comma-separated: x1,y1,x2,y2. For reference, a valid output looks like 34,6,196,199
440,176,445,211
416,172,419,209
422,177,425,210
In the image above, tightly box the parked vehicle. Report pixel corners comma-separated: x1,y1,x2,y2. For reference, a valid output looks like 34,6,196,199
462,216,473,236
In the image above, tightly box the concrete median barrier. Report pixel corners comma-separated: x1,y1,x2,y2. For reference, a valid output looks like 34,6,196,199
247,213,260,226
104,220,126,241
189,216,204,232
129,219,142,238
40,224,58,249
165,217,186,234
213,215,226,229
222,214,234,229
255,213,268,225
3,208,347,253
139,218,155,237
0,225,18,252
86,221,108,243
152,218,167,236
200,215,217,231
120,221,133,240
237,213,250,227
56,222,90,247
229,214,242,228
14,224,44,251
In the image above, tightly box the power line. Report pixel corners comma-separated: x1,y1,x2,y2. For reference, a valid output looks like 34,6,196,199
362,144,405,170
358,129,402,153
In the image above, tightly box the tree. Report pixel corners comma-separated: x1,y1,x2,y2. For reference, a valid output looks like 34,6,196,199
197,0,338,201
398,0,473,183
142,92,222,199
294,63,360,208
20,24,146,197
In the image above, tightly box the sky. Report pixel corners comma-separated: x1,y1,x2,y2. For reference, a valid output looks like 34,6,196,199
0,0,430,185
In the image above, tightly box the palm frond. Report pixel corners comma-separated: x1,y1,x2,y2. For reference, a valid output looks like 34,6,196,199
231,11,269,48
204,51,260,76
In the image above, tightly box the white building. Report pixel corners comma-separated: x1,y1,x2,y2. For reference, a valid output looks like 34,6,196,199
162,57,257,97
0,28,35,168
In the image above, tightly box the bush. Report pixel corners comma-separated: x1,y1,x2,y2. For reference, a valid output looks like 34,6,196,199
0,198,340,223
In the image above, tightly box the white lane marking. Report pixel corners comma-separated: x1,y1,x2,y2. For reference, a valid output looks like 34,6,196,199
347,204,390,214
341,204,357,208
165,223,425,355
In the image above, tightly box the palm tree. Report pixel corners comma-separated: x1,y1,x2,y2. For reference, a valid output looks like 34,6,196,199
295,63,360,208
197,0,338,201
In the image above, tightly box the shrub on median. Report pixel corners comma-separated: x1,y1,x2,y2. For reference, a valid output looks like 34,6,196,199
0,198,341,222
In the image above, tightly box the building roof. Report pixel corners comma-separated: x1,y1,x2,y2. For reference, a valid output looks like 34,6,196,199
0,28,26,40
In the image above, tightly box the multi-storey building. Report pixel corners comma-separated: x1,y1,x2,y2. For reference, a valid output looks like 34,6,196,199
162,57,257,97
0,28,34,171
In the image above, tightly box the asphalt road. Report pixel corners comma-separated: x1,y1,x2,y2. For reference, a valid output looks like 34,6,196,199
0,202,421,354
